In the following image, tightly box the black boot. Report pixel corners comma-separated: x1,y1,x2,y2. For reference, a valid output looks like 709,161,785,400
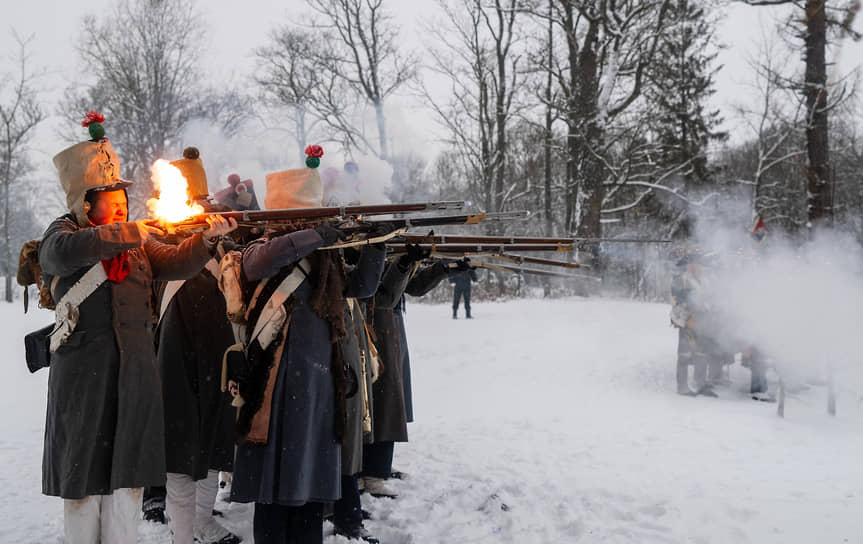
334,523,380,543
452,310,457,319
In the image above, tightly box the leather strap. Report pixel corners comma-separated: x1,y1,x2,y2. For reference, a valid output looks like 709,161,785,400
49,263,108,353
248,258,309,351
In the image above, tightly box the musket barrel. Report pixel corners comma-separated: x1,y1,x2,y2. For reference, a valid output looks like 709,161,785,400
150,200,468,229
398,234,670,244
388,243,574,253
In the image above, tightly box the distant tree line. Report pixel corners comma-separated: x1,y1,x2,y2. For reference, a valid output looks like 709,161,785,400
2,0,861,301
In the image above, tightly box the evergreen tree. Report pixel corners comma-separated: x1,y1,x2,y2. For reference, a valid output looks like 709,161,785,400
645,0,725,187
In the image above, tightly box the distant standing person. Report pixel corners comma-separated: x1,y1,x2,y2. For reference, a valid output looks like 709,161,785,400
450,260,478,319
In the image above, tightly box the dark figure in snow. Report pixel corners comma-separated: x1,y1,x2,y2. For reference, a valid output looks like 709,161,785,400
742,347,772,401
450,259,478,319
39,116,236,543
154,148,243,544
227,159,385,544
670,255,722,397
361,249,454,498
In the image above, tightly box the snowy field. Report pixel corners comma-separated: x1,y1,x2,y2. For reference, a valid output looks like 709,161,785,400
2,298,862,543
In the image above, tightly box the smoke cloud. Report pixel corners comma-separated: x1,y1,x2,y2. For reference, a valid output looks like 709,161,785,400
179,119,393,207
689,215,863,390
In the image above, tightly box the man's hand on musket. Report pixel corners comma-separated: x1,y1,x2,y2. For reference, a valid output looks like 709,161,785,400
315,223,347,246
134,219,165,241
203,215,238,241
403,243,430,264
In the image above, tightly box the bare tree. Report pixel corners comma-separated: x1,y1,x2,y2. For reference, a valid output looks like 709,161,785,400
255,27,371,161
424,0,524,218
0,33,44,302
62,0,246,218
307,0,416,160
729,37,808,231
739,0,861,230
523,0,672,250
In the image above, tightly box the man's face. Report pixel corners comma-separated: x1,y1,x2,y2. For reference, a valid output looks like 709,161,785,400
88,190,128,225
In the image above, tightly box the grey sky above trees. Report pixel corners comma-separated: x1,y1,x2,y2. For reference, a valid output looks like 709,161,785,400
5,0,861,167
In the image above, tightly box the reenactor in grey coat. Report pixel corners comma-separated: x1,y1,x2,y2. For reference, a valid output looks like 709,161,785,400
226,161,385,544
40,115,235,543
670,255,722,397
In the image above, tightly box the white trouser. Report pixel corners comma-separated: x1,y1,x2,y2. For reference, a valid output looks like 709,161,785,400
64,487,143,544
166,470,224,544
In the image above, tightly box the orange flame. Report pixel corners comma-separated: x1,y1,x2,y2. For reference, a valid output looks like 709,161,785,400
147,159,204,223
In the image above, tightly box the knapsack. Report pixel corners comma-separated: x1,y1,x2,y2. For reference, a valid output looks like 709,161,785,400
17,240,57,313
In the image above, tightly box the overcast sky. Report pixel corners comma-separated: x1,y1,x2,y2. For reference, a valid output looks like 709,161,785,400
4,0,863,183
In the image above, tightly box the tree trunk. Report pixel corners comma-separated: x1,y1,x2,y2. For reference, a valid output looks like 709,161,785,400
296,107,308,165
805,0,832,228
3,140,11,303
374,99,388,160
574,20,602,242
562,1,579,235
544,0,554,298
544,0,554,238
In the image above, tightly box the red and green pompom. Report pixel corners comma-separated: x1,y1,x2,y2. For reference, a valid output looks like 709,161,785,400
304,144,324,168
82,110,106,141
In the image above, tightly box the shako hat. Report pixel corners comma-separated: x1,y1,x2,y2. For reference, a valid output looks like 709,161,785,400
170,146,209,200
264,144,324,210
53,110,132,226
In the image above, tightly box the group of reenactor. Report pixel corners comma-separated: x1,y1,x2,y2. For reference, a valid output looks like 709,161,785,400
31,113,474,544
670,252,771,401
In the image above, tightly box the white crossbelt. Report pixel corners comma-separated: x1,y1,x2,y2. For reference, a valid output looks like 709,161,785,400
49,262,108,353
248,258,309,351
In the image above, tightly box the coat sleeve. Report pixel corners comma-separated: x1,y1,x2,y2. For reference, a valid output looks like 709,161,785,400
39,216,143,277
344,245,386,299
242,229,323,281
405,261,449,297
145,233,212,281
372,259,412,309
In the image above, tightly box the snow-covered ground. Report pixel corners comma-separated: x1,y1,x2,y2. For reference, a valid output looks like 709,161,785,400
2,298,862,543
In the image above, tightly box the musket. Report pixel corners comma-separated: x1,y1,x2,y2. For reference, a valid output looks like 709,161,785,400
149,201,468,234
387,242,574,253
443,259,598,280
398,234,671,245
484,253,584,269
343,210,529,235
567,236,672,244
259,211,531,250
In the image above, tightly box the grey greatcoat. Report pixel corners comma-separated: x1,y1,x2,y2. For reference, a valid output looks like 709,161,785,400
230,230,384,506
156,266,237,480
39,215,211,499
364,260,412,443
340,299,377,476
363,260,450,442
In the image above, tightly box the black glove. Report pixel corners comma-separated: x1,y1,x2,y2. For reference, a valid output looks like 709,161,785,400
369,222,395,238
315,223,346,246
397,243,429,270
405,243,430,263
455,257,472,272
